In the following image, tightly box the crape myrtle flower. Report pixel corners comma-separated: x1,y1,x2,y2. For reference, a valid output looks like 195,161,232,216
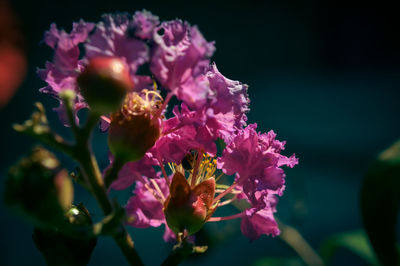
37,10,297,242
217,124,298,239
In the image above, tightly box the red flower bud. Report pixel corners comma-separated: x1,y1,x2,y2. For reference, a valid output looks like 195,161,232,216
77,57,133,114
164,172,215,235
108,113,160,162
108,91,162,163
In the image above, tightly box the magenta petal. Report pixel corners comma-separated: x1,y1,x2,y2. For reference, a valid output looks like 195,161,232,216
260,166,286,191
131,10,159,39
206,63,249,128
110,153,157,190
150,20,214,97
126,178,168,228
39,21,93,126
162,224,176,242
45,21,94,72
152,103,218,164
85,14,149,74
241,208,280,240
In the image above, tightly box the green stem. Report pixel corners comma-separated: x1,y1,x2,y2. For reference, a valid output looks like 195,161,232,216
114,229,143,265
77,148,113,214
77,148,143,265
32,130,75,158
161,242,195,266
73,113,143,265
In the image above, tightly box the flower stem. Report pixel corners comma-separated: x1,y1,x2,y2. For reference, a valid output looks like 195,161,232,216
77,148,113,214
74,114,144,265
53,96,144,265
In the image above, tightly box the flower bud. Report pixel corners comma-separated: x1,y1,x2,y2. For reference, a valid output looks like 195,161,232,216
164,172,215,235
33,204,97,266
108,91,162,162
4,146,74,228
77,57,133,114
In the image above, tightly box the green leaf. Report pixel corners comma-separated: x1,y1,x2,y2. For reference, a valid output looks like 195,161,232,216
320,230,378,265
360,140,400,266
252,257,304,266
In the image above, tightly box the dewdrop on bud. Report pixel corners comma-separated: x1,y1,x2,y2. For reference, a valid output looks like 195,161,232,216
77,57,133,114
108,89,163,162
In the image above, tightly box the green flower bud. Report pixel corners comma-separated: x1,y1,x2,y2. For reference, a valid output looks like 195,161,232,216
4,146,74,228
164,172,216,235
77,57,133,114
33,204,97,266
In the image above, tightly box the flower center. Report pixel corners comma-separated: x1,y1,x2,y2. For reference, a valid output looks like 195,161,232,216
194,153,217,185
169,152,217,187
120,88,163,118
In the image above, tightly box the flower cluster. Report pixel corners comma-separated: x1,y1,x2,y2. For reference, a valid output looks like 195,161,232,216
38,10,298,242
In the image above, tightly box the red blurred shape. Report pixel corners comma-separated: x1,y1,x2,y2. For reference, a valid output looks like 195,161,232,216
0,0,27,108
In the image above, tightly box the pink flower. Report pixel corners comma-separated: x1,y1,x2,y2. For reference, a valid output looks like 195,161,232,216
218,124,298,183
37,11,299,244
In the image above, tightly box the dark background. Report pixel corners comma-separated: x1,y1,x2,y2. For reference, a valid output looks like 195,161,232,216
1,0,400,265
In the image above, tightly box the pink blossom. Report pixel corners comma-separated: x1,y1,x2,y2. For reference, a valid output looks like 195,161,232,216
218,124,297,183
37,11,299,244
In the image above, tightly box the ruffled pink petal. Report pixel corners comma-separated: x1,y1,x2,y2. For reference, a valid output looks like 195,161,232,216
131,10,159,39
241,208,280,240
